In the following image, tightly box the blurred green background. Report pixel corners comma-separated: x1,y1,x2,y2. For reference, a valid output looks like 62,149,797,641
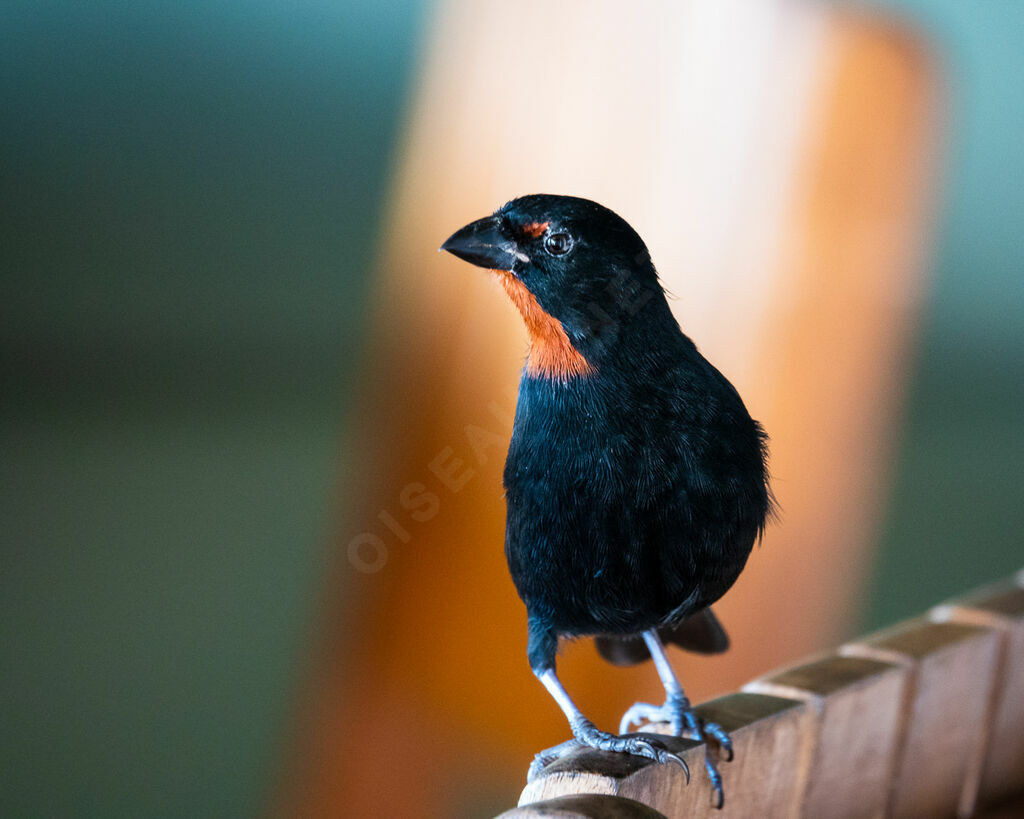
1,0,1021,816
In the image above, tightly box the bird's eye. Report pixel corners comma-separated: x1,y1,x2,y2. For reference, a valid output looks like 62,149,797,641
544,232,574,256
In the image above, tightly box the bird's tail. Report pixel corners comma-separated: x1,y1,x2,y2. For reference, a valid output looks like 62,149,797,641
594,608,729,666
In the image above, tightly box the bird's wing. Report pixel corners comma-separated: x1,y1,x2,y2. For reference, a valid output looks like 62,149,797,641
594,608,730,666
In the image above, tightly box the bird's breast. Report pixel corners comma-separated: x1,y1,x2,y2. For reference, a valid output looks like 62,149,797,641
494,271,593,381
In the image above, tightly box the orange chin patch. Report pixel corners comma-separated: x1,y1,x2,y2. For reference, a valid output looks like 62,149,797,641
519,221,550,239
493,270,592,381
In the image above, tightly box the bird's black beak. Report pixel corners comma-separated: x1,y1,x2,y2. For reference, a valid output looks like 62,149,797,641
440,215,525,271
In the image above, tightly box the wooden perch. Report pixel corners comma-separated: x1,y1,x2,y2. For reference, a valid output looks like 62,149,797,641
498,572,1024,819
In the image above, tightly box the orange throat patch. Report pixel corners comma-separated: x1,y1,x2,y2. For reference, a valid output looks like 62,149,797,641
493,270,592,381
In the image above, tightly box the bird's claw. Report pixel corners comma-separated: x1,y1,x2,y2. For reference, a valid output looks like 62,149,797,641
708,766,724,810
621,696,733,756
619,701,665,735
659,745,691,781
527,739,579,783
692,714,733,762
619,694,732,808
526,718,691,783
571,717,691,781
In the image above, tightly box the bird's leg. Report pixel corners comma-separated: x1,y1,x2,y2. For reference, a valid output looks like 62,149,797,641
620,630,733,755
529,667,690,783
525,620,689,784
619,629,732,808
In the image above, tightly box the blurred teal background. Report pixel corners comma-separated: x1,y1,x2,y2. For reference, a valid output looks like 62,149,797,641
1,0,1021,816
864,0,1024,626
2,1,426,815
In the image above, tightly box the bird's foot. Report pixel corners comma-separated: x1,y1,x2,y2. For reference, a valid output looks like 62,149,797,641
619,692,732,809
620,692,733,757
619,701,674,735
572,717,691,778
526,718,690,784
527,739,580,783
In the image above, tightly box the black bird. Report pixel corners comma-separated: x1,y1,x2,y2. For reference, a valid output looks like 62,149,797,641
441,195,773,807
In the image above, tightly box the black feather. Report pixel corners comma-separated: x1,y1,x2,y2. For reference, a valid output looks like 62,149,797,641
595,608,730,666
444,194,773,675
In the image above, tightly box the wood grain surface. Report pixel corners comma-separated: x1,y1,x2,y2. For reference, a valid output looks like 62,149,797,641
842,619,1002,818
745,655,908,819
933,580,1024,812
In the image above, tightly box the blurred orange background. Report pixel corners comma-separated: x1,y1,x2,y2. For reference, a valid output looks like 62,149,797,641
278,2,939,815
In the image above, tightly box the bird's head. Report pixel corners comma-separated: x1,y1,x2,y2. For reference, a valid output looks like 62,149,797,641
441,194,664,380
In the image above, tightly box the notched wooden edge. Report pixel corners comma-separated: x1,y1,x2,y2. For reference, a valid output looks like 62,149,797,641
498,793,669,818
695,691,805,732
846,616,992,660
747,653,902,697
843,611,1005,819
505,573,1024,817
933,572,1024,813
936,578,1024,621
640,691,806,738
